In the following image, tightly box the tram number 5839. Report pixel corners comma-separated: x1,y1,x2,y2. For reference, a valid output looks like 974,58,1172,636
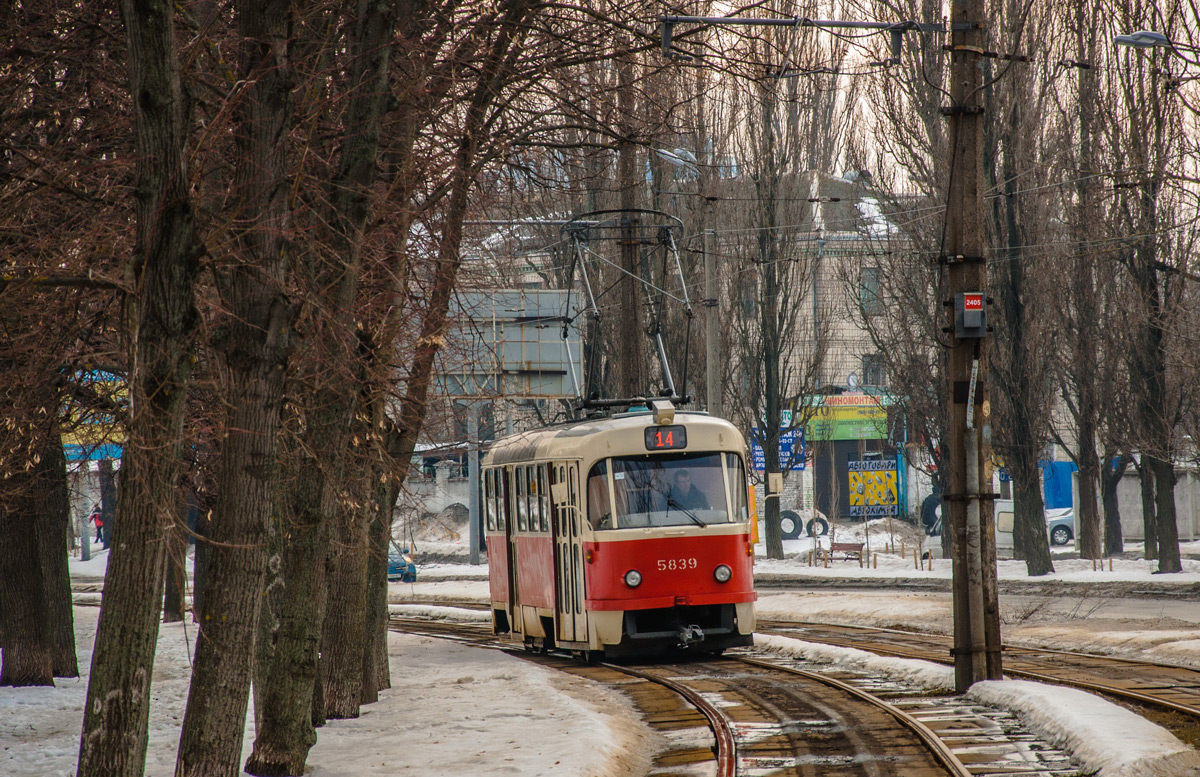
657,557,698,571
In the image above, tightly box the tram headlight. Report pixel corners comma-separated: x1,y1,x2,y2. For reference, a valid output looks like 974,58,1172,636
623,569,643,588
713,564,733,583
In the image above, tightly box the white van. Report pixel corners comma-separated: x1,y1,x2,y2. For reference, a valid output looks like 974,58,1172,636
925,499,1074,559
995,499,1016,557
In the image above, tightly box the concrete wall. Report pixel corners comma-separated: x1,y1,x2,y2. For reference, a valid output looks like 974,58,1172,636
1110,467,1200,542
397,459,470,520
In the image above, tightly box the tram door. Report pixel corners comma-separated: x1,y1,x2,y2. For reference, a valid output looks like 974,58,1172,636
503,467,521,634
552,462,586,643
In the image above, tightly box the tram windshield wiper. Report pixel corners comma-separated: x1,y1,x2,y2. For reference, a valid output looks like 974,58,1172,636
665,495,706,527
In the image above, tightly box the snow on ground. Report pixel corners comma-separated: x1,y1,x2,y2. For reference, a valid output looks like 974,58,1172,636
13,523,1197,776
1,606,654,777
754,633,955,691
969,681,1200,777
756,630,1200,777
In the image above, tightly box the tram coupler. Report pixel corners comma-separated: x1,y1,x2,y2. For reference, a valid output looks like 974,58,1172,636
678,624,704,647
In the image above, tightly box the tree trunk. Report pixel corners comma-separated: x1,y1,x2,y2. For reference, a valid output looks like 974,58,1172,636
37,429,78,678
77,0,200,772
987,85,1051,578
1150,456,1181,573
1070,2,1103,563
175,0,295,772
1101,451,1126,556
161,516,187,624
98,458,117,549
1011,454,1053,576
0,438,54,686
1075,414,1103,560
361,486,392,703
1137,458,1157,559
320,499,371,718
756,79,784,561
191,506,211,622
253,512,283,732
304,0,400,723
243,454,328,776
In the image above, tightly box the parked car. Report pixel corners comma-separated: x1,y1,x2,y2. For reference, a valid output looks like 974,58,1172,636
923,499,1075,552
1045,508,1075,546
996,500,1075,554
387,542,417,582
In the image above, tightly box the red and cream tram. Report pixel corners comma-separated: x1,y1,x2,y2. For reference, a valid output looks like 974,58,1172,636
482,401,756,657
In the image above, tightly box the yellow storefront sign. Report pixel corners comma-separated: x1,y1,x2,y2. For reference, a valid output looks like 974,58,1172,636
847,459,898,517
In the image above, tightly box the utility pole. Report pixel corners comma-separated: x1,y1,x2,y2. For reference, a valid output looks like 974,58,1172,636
467,402,480,565
704,229,720,417
616,42,646,399
943,0,1002,691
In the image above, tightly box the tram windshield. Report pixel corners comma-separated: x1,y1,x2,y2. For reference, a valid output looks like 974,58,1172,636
586,452,748,530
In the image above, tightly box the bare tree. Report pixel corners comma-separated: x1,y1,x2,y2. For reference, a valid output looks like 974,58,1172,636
1104,0,1192,573
850,1,953,536
983,0,1059,576
78,0,202,773
175,0,297,773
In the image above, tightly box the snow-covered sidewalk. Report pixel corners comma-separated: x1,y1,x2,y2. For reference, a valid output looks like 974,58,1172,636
1,605,653,777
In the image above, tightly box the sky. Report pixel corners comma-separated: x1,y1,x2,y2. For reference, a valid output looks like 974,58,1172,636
5,521,1200,777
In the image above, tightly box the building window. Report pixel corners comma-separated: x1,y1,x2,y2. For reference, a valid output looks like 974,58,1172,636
860,266,882,316
862,353,886,387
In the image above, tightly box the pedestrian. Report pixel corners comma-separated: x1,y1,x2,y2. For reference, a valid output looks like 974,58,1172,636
89,504,103,542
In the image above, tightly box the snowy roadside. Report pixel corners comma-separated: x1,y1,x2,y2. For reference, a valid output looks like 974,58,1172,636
38,530,1200,776
756,633,1200,777
0,606,655,777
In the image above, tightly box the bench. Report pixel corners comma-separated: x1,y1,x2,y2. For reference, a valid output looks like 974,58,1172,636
815,541,865,565
830,542,864,561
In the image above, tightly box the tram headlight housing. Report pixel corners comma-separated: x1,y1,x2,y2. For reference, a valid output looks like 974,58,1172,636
713,564,733,583
624,569,643,588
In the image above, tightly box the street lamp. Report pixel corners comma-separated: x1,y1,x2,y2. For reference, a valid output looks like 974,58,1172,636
1115,29,1200,96
1115,29,1200,63
1114,30,1170,49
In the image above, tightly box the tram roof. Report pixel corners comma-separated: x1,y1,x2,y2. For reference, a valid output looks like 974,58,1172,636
482,409,746,467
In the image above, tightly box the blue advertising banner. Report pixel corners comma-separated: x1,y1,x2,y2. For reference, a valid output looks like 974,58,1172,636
750,428,805,472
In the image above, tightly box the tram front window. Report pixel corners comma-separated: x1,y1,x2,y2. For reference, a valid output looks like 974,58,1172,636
587,453,743,530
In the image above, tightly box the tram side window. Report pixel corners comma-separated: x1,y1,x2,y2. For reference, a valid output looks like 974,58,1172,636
557,465,570,534
529,465,543,533
516,467,528,531
496,470,507,530
586,461,611,530
484,470,495,531
725,453,749,522
537,466,550,532
569,467,578,534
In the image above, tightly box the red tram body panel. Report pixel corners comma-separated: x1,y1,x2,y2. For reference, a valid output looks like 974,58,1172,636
583,534,755,611
482,407,756,657
512,536,555,610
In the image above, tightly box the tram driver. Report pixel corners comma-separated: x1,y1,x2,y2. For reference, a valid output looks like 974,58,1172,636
667,469,710,510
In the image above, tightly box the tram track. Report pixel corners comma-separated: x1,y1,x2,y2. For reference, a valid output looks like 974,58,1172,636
389,603,1200,728
759,618,1200,745
388,615,1084,776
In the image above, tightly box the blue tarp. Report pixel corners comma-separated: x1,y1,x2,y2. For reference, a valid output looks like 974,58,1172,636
65,443,122,462
1040,460,1077,509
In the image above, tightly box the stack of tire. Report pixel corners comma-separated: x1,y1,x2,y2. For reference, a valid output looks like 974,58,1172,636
921,493,942,536
779,510,828,539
